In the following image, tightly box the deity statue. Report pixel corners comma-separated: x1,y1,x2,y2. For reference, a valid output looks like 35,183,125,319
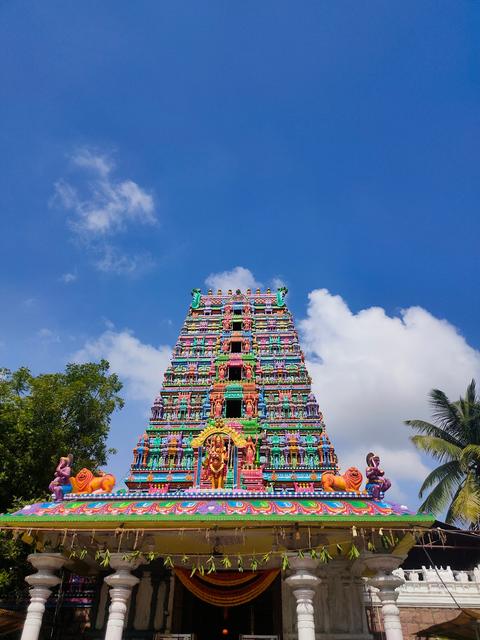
213,397,223,418
167,435,179,466
365,452,391,499
244,435,257,469
244,395,255,417
49,454,73,501
151,394,164,420
204,434,228,489
244,363,253,380
218,364,227,380
223,316,231,331
243,316,252,330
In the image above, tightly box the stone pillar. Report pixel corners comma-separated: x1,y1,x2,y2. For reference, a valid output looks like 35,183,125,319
21,553,66,640
285,557,320,640
365,555,405,640
103,554,142,640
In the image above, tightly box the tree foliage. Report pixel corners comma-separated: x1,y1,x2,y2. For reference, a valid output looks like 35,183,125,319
406,379,480,527
0,360,123,599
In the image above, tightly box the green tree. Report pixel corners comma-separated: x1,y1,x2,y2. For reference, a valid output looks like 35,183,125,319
406,379,480,526
0,360,124,598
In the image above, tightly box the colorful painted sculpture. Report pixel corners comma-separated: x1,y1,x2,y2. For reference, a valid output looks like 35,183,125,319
125,287,378,495
365,452,391,499
204,434,227,489
244,436,257,469
321,467,363,492
49,454,73,501
70,468,116,494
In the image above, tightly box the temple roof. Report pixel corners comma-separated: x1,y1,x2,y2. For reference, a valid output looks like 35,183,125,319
1,495,432,528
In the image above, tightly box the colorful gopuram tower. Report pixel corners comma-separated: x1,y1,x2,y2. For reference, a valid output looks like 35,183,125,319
126,286,339,495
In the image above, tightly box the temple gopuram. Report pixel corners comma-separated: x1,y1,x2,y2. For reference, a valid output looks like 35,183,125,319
0,287,437,640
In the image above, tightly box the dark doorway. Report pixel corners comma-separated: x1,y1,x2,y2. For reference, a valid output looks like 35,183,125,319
232,321,243,332
225,398,242,418
228,367,242,381
231,341,242,353
173,574,282,640
233,309,242,315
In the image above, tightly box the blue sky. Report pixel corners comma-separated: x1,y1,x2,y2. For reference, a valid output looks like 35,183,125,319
1,2,479,507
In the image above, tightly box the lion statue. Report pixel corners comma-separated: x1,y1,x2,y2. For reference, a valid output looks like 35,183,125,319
70,468,116,494
321,467,363,493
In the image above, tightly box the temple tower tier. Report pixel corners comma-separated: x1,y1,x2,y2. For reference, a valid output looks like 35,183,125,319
126,287,342,494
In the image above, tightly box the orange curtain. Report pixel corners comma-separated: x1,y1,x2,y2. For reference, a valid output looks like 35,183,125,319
175,568,279,607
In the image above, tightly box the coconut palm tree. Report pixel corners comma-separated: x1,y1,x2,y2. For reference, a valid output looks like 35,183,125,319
405,379,480,526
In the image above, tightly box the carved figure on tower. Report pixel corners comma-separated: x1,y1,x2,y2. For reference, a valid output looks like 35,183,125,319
151,394,164,420
366,452,391,499
204,434,228,489
244,435,257,469
49,454,73,501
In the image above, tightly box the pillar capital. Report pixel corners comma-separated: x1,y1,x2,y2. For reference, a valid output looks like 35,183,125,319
21,553,66,640
364,554,405,640
285,556,319,640
103,553,143,640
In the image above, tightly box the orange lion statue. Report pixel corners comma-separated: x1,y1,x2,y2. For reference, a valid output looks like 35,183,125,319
321,467,363,493
70,468,116,494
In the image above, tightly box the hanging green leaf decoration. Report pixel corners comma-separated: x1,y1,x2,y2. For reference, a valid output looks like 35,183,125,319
163,556,174,569
99,549,111,567
310,548,318,559
367,540,376,553
221,555,232,569
262,551,271,564
381,535,392,549
336,544,343,555
281,553,290,571
69,549,77,560
250,556,258,572
199,563,205,576
181,554,190,564
206,556,217,574
145,551,157,563
237,555,244,572
297,549,305,559
190,566,197,577
319,546,332,563
347,543,360,560
79,548,88,560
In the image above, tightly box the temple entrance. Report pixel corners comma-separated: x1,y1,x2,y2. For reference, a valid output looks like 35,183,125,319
172,573,282,640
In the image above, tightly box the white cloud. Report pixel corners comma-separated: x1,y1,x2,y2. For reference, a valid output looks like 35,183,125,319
54,148,156,236
299,289,480,500
95,245,155,276
271,276,287,290
205,266,263,292
37,328,60,343
73,330,171,403
60,272,77,284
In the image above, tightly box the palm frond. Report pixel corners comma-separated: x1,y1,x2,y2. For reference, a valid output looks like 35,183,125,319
418,461,463,498
465,379,478,406
449,472,480,527
430,388,461,423
410,435,462,463
405,420,463,447
418,472,462,516
460,445,480,473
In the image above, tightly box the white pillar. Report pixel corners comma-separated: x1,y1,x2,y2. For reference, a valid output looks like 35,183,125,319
285,557,320,640
104,553,142,640
365,555,405,640
21,553,66,640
